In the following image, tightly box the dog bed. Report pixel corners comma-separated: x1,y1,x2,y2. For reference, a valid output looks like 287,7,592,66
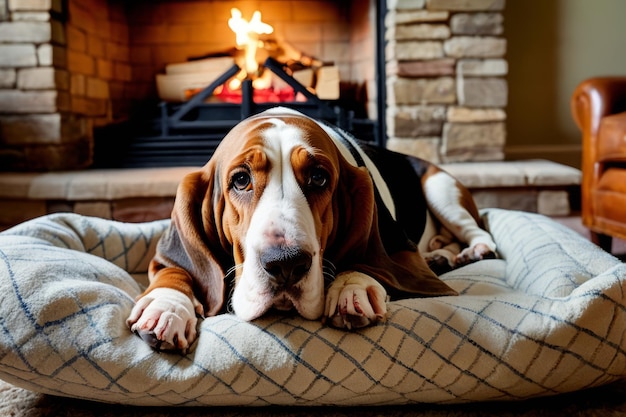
0,209,624,406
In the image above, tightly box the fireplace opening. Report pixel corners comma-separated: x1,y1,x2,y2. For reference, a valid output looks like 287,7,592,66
89,0,384,168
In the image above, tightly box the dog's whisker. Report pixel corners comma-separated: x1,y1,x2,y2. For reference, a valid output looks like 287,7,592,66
225,264,242,279
322,258,336,287
224,264,243,315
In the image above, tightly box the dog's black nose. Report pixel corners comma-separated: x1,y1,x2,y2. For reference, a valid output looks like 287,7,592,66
260,246,312,287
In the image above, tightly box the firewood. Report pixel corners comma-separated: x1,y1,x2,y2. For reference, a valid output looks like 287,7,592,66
165,56,235,75
315,66,340,100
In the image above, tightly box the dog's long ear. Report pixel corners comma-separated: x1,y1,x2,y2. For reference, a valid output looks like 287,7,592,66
149,163,232,316
326,162,457,299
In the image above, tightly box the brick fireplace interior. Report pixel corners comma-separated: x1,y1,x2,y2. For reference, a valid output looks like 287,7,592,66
0,0,380,170
0,0,511,172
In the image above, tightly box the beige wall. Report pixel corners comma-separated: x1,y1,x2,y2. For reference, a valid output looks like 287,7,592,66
504,0,626,168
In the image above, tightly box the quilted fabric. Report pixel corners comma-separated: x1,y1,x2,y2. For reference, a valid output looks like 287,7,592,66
0,209,624,406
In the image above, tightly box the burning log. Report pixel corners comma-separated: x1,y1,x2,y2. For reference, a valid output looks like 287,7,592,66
156,57,235,102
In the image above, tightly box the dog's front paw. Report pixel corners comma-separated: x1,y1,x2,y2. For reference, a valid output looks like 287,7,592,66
126,288,202,354
324,271,388,330
455,243,497,266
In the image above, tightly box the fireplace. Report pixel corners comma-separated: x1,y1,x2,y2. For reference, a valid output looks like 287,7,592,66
0,0,507,171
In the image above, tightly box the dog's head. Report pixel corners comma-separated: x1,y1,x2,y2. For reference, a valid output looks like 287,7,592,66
153,108,455,320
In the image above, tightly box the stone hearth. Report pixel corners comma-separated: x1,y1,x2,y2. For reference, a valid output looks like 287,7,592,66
0,160,581,231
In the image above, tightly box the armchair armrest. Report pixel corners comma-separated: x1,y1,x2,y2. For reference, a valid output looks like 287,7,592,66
571,77,626,228
571,77,626,138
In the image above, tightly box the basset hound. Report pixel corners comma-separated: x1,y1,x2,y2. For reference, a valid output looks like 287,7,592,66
127,107,496,353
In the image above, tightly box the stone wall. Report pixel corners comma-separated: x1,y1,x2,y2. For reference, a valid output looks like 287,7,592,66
0,0,130,171
385,0,507,163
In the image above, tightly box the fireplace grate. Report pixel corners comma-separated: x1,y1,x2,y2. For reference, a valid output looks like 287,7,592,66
94,58,376,168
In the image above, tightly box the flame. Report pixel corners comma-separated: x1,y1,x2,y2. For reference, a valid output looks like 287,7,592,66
228,8,273,75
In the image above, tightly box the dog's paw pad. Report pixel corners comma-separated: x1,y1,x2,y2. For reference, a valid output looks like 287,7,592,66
133,328,182,353
328,312,381,330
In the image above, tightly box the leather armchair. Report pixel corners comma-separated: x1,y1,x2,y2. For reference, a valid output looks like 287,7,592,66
571,77,626,252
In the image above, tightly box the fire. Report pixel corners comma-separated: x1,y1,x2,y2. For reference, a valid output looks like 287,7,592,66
228,8,273,76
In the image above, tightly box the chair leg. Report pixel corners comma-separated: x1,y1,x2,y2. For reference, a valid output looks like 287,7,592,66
590,231,613,253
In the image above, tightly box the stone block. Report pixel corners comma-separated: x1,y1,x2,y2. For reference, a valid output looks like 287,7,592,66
443,147,505,163
390,119,443,137
0,198,47,230
457,59,508,76
442,122,506,161
8,0,53,11
443,36,506,58
112,197,175,223
386,23,450,40
386,40,443,60
386,137,441,163
441,161,526,188
450,13,504,35
471,189,538,212
426,0,505,11
385,9,449,26
460,77,508,107
17,67,53,89
387,105,446,137
0,69,16,88
24,139,92,170
0,0,7,20
387,58,455,77
518,159,581,186
442,160,581,188
0,21,51,43
73,201,112,219
0,113,62,144
102,167,193,200
0,44,37,67
387,76,456,104
12,11,50,21
537,190,571,216
36,43,52,66
0,172,38,198
0,90,57,113
447,106,506,122
387,0,426,9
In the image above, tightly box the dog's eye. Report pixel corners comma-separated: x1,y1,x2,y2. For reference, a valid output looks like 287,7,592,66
307,167,329,189
231,171,252,191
